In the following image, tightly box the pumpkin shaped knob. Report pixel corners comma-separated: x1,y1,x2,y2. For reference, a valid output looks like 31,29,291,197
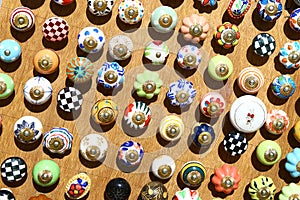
279,42,300,69
271,75,296,99
214,22,240,49
248,175,276,200
285,148,300,178
289,8,300,32
265,109,289,135
181,14,209,43
279,183,300,200
191,122,215,147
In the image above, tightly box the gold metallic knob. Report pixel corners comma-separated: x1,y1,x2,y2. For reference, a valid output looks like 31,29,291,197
183,54,196,67
215,64,229,77
97,107,116,125
142,81,156,93
257,187,271,199
221,176,235,189
265,3,278,16
280,84,293,96
94,0,107,11
49,138,64,151
297,161,300,172
288,51,300,63
20,128,35,141
189,24,203,37
207,102,220,115
222,29,237,43
125,150,139,163
30,86,44,100
0,81,7,94
83,37,98,51
290,194,300,200
186,171,202,185
38,55,53,71
4,50,11,56
132,112,145,125
159,14,173,28
297,17,300,26
166,124,180,138
272,118,285,131
264,148,278,162
86,146,101,160
158,165,172,178
125,6,138,19
104,70,118,84
197,132,212,145
13,14,29,29
38,170,53,184
176,90,190,103
244,76,259,90
113,44,128,58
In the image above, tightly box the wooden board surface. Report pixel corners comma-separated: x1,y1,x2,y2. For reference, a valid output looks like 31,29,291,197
0,0,299,199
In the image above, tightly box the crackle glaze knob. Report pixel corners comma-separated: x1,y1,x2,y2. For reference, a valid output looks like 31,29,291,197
174,188,201,200
97,62,124,89
0,73,14,100
207,55,233,81
29,194,52,200
279,41,300,69
139,181,168,200
144,40,169,65
151,155,175,180
57,87,83,112
238,67,264,94
33,49,59,74
181,14,209,43
0,39,21,63
228,0,251,19
117,141,144,167
105,178,131,200
14,116,43,144
91,100,118,125
80,134,108,162
108,35,133,60
151,6,178,33
289,8,300,32
279,183,300,200
191,122,215,147
43,127,73,154
272,75,296,99
53,0,73,5
285,148,300,178
223,132,248,156
23,77,52,105
118,0,144,24
177,45,202,70
180,161,206,187
256,140,281,166
42,17,69,42
257,0,282,22
200,92,226,118
88,0,114,16
66,57,94,83
65,173,91,200
294,121,300,143
124,101,151,129
248,176,276,200
214,22,240,49
32,160,60,187
1,157,27,183
252,33,276,56
0,188,15,200
78,27,105,53
159,115,184,142
265,109,289,135
10,7,35,31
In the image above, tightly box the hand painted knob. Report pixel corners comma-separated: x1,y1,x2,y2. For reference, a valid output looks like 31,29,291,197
117,141,144,167
214,22,240,49
65,173,91,200
279,41,300,69
42,17,69,42
177,45,202,70
0,39,21,63
124,101,151,129
285,148,300,178
256,140,281,165
227,0,251,19
105,178,131,200
151,155,176,179
248,176,276,200
289,8,300,32
0,73,14,100
199,0,217,6
88,0,114,16
271,75,296,99
230,95,267,133
200,92,225,118
29,194,52,200
133,70,163,99
167,79,196,108
57,87,83,112
179,161,206,187
144,40,169,65
118,0,144,24
0,188,15,200
1,157,27,182
265,109,289,135
237,67,264,94
191,122,215,147
14,116,43,144
23,77,52,105
181,14,209,43
211,164,241,194
91,100,118,125
139,181,168,200
97,62,124,89
80,134,108,162
43,127,73,154
223,132,248,156
32,160,60,187
78,27,105,53
53,0,73,5
174,188,201,200
159,115,184,142
33,49,60,74
207,55,234,81
252,33,276,56
10,7,35,31
151,6,178,33
279,183,300,200
257,0,282,22
108,35,133,60
66,57,94,83
294,121,300,143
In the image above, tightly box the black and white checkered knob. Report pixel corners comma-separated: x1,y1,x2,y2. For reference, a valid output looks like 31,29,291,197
57,87,83,112
0,188,15,200
1,157,27,182
42,17,69,42
252,33,276,57
223,132,248,156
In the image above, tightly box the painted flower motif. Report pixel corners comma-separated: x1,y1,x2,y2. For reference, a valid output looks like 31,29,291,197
228,0,251,19
271,75,296,99
279,183,300,200
214,22,240,49
97,62,125,89
14,120,40,141
66,173,91,199
181,14,209,43
265,109,289,135
285,148,300,178
118,140,144,166
202,97,225,117
289,8,300,32
257,0,282,22
248,176,276,200
174,188,202,200
279,41,300,69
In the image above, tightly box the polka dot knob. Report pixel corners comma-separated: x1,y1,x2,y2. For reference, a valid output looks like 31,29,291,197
0,39,21,63
78,27,105,53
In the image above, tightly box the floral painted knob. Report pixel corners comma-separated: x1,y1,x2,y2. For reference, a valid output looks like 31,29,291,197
257,0,282,22
223,132,248,156
0,189,15,200
279,41,300,69
265,109,289,135
151,6,178,33
279,183,300,200
0,73,14,100
179,161,206,187
42,17,69,42
256,140,281,166
191,122,215,147
151,155,175,180
227,0,251,19
294,121,300,143
97,62,124,89
91,100,118,125
200,92,225,118
65,173,91,200
167,79,196,108
181,14,209,43
199,0,217,6
43,127,73,154
1,157,27,183
78,27,105,53
32,160,60,187
133,70,163,99
144,40,169,65
271,75,296,99
53,0,73,5
0,39,21,63
211,164,241,194
57,87,83,112
14,116,43,144
174,188,202,200
248,176,276,200
214,22,240,49
139,182,168,200
252,33,276,56
33,49,60,74
10,7,35,31
108,35,133,61
23,77,52,105
66,57,94,83
88,0,114,16
237,67,264,94
207,55,233,81
285,148,300,178
159,115,184,142
124,101,151,129
29,194,52,200
289,8,300,32
177,45,202,70
80,134,108,162
118,0,144,24
105,178,131,200
117,141,144,167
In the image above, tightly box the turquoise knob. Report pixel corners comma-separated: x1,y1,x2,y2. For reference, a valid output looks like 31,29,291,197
0,39,21,63
32,159,60,187
0,73,14,100
151,6,178,33
285,148,300,178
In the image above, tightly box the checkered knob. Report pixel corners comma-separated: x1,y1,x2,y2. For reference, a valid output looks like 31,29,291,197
57,87,83,112
1,157,27,182
0,188,15,200
252,33,276,57
42,17,69,42
223,132,248,156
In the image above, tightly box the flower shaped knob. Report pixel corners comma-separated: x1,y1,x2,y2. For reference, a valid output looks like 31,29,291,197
23,77,52,105
32,160,60,187
159,115,184,142
91,100,118,126
151,155,175,180
294,121,300,143
265,109,289,135
42,17,69,42
117,141,144,167
279,42,300,69
139,182,168,200
105,178,131,200
223,132,248,156
271,75,296,99
227,0,251,19
33,49,60,74
289,8,300,32
279,183,300,200
14,116,43,144
0,73,14,100
108,35,133,61
97,62,124,89
66,57,94,83
151,6,178,33
200,92,226,118
177,45,202,70
174,188,202,200
181,14,209,43
78,27,105,53
65,173,91,200
285,148,300,178
214,22,240,49
248,176,276,200
0,39,21,63
80,134,108,162
191,122,215,147
256,140,281,166
238,67,264,94
124,101,151,129
144,40,169,65
10,7,35,31
53,0,73,5
257,0,282,22
88,0,114,16
179,161,207,187
118,0,144,24
208,55,234,81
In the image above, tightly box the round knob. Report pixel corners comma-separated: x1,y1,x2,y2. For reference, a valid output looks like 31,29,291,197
92,100,118,125
42,17,69,42
105,178,131,200
180,161,206,187
151,155,175,180
159,115,184,142
10,7,35,31
80,134,108,162
208,55,233,81
177,45,201,70
256,140,281,165
88,0,114,16
24,77,52,105
118,0,144,24
272,75,296,99
78,27,105,53
32,160,60,187
238,67,264,94
124,101,151,129
265,3,278,16
0,39,21,63
57,87,83,112
139,182,168,200
118,141,144,167
1,157,27,182
151,6,178,33
0,73,14,100
34,49,59,74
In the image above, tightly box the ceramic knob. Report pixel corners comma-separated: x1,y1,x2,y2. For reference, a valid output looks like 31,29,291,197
252,33,276,56
78,27,105,53
133,70,163,99
43,127,73,154
151,6,178,33
257,0,282,22
118,0,144,24
238,67,264,94
181,14,209,43
223,132,248,156
214,22,240,49
88,0,114,16
23,77,52,105
279,183,300,200
80,134,108,162
29,194,52,200
65,173,91,200
271,75,296,99
33,49,60,74
265,109,289,135
151,155,176,180
256,140,281,165
0,73,14,100
248,176,276,200
97,62,125,89
230,95,267,133
42,17,69,42
57,87,83,112
117,141,144,167
144,40,169,65
14,116,43,144
167,79,196,108
294,0,300,6
1,157,27,182
32,160,60,187
191,122,215,147
105,178,131,200
66,57,94,83
227,0,251,19
294,120,300,143
0,188,15,199
10,7,35,31
174,188,201,200
124,101,151,129
108,35,133,60
285,148,300,178
53,0,73,5
200,92,226,118
139,181,168,200
289,8,300,32
199,0,217,6
159,115,184,142
207,55,234,81
179,161,206,187
0,39,21,63
91,100,118,125
177,45,202,70
279,41,300,69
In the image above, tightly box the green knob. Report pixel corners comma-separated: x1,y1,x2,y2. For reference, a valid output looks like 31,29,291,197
256,140,281,166
0,73,14,99
32,160,60,187
207,55,233,81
